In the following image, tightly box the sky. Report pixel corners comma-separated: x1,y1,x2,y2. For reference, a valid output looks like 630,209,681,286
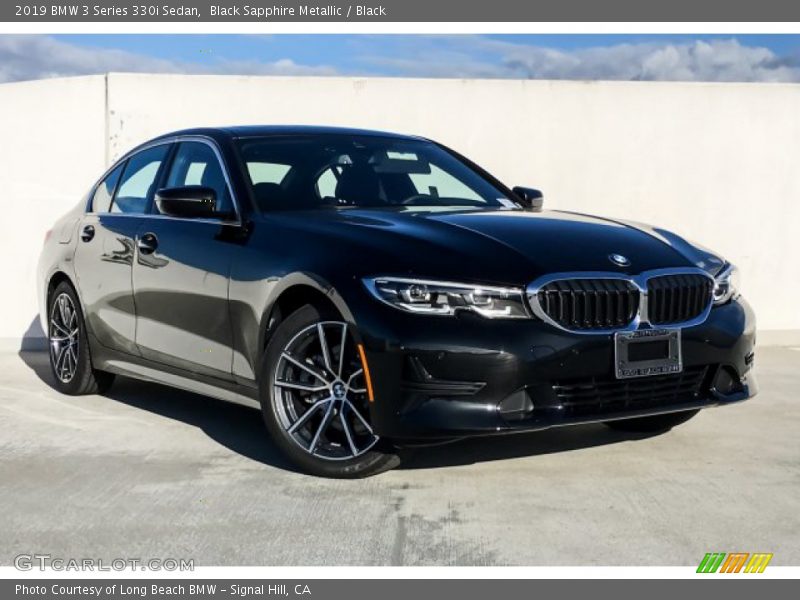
1,34,800,84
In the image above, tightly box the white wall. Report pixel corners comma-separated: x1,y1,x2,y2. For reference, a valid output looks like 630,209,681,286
0,75,108,347
2,73,798,346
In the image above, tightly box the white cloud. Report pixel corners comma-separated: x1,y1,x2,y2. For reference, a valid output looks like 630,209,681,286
0,35,337,83
202,57,337,77
357,36,800,83
501,39,800,82
1,35,798,85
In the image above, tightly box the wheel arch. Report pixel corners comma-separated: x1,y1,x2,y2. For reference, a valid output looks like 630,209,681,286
46,271,75,300
43,270,93,338
45,271,80,322
258,273,359,358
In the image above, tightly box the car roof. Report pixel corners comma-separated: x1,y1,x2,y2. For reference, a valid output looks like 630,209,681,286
150,125,427,143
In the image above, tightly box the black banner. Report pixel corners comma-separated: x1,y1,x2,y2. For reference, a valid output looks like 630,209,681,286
4,579,799,600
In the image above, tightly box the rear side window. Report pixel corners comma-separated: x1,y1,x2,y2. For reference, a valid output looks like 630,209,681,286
90,163,124,213
111,145,170,214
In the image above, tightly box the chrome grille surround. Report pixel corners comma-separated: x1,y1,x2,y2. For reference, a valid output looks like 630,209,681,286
526,267,715,334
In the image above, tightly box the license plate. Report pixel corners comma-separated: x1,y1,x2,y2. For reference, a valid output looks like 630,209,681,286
614,328,682,379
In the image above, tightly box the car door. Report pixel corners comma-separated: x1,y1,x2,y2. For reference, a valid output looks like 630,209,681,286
73,144,171,355
132,139,239,379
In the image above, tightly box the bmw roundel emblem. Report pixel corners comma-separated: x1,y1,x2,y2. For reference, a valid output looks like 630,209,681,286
609,253,631,267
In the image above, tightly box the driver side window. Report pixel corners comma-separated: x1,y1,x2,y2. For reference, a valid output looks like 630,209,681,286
164,141,233,215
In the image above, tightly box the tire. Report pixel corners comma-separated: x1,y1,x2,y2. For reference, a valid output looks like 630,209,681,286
47,281,115,395
604,409,700,433
259,304,400,478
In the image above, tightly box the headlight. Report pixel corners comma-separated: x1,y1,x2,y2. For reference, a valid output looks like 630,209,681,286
363,277,531,319
713,264,741,305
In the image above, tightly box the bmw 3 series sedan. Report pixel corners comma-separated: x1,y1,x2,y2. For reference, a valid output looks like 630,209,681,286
38,126,756,477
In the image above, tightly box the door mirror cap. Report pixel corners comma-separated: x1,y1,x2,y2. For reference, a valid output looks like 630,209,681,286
155,186,217,219
512,186,544,212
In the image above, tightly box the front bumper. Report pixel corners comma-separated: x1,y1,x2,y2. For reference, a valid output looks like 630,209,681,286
353,293,757,441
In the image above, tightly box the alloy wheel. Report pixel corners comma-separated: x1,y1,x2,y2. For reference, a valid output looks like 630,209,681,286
272,321,379,461
49,292,79,383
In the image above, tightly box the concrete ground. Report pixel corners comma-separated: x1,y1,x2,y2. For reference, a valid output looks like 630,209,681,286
1,347,798,566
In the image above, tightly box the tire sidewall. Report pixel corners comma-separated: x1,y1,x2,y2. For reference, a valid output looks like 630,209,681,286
258,304,398,478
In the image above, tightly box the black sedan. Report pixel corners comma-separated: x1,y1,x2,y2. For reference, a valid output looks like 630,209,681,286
37,126,756,477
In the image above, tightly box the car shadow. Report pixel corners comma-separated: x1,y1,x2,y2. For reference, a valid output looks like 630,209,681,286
20,315,47,350
18,349,658,474
18,349,298,473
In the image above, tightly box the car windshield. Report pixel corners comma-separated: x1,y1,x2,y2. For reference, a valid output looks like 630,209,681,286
237,134,521,213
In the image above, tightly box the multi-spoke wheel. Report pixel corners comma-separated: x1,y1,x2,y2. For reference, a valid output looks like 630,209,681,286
47,281,114,395
49,292,80,384
273,320,379,461
260,304,399,477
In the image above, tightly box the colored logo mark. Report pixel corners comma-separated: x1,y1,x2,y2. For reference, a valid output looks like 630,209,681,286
697,552,773,573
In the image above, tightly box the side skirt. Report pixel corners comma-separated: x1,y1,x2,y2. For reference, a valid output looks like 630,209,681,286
91,336,260,410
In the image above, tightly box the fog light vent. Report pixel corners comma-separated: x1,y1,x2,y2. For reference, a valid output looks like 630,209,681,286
401,356,485,397
712,366,745,396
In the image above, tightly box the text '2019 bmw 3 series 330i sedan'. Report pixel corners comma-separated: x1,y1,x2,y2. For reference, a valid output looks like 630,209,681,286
38,126,756,477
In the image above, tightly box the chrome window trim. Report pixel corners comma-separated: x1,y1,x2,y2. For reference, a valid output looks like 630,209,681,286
88,161,126,214
525,266,715,334
84,138,172,215
85,135,244,226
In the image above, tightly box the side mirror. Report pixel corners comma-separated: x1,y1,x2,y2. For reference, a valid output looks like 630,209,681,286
512,187,544,212
155,186,217,219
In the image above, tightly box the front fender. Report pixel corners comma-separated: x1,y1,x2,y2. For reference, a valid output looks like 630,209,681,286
257,271,360,350
229,267,364,383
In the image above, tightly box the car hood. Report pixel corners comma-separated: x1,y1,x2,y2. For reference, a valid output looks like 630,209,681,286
268,207,724,285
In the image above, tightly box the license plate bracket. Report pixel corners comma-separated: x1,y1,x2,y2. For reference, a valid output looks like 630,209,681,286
615,328,682,379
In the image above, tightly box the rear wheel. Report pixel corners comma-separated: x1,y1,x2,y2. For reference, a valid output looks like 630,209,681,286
259,304,399,478
604,409,700,433
48,281,115,395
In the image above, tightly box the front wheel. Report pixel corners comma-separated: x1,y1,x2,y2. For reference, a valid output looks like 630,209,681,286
604,409,700,433
259,304,400,478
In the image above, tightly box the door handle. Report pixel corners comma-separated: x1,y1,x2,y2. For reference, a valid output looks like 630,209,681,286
137,232,158,255
80,225,95,242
